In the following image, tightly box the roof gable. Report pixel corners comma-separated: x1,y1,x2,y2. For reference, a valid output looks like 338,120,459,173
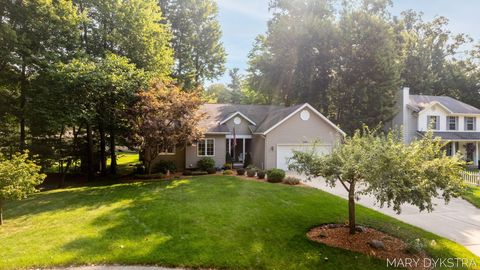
219,111,256,126
199,103,345,137
409,95,480,115
255,104,346,136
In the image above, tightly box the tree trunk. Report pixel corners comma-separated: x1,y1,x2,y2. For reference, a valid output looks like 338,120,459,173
19,62,27,151
0,200,3,225
109,126,117,175
98,120,107,176
348,182,356,234
86,122,94,182
59,159,71,188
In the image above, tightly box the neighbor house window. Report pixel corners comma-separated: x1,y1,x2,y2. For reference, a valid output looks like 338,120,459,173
159,145,176,155
197,139,214,156
465,117,476,131
427,115,439,130
447,116,458,130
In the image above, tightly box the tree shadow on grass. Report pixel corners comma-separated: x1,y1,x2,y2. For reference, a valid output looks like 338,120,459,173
5,179,192,221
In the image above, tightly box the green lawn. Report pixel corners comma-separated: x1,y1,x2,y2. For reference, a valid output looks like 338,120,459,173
107,151,140,175
0,176,478,270
463,185,480,208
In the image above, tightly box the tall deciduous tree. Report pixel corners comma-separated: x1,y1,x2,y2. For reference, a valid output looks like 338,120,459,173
129,80,204,174
0,0,82,150
329,2,401,134
228,68,243,104
289,129,465,234
75,0,173,77
0,151,46,225
159,0,226,89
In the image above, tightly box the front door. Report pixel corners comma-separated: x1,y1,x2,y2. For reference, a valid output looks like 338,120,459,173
226,138,251,163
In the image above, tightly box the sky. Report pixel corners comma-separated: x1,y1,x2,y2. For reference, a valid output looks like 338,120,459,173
212,0,480,85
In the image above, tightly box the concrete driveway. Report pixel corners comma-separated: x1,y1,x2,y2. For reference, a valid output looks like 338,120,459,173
297,175,480,257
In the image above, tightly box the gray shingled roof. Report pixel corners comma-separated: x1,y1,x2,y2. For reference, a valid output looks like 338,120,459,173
198,103,304,134
418,131,480,140
409,95,480,114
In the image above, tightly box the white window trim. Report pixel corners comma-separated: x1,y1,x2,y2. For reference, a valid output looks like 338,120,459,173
197,138,215,157
158,145,176,156
427,115,439,130
447,116,458,131
465,117,476,131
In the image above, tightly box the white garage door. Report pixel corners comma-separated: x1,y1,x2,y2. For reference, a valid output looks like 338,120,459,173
276,144,332,171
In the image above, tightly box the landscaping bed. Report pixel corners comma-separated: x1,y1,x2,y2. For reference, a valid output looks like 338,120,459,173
307,224,431,270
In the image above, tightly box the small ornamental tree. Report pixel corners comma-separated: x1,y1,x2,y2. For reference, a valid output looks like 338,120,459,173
130,80,204,174
0,152,46,225
289,129,465,234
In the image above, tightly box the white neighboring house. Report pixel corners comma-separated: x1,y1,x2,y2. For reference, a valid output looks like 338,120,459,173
390,87,480,166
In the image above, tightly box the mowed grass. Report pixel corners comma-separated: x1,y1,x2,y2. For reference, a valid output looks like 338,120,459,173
463,185,480,208
0,176,478,270
107,152,140,175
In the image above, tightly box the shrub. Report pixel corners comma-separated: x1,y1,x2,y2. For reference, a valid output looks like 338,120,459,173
191,171,208,176
257,170,265,179
284,176,300,185
197,157,215,171
183,170,192,176
206,168,217,174
247,164,258,170
153,160,177,174
223,170,234,175
267,168,285,183
404,239,426,254
223,163,232,170
243,153,252,168
237,168,246,176
246,169,256,177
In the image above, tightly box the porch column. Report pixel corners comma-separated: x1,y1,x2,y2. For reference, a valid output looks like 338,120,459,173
476,141,479,167
452,141,456,154
228,139,231,156
242,138,246,162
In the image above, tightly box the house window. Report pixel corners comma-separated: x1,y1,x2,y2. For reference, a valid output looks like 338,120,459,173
427,115,439,130
447,116,458,130
159,145,176,155
465,117,476,131
197,139,214,156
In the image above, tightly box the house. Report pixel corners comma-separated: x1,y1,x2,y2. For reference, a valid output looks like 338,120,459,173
390,87,480,166
155,103,345,171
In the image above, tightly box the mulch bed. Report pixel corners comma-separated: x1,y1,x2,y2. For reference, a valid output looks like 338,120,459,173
307,224,431,270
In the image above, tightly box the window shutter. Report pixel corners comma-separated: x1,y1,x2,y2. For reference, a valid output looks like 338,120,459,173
464,117,467,131
446,117,449,130
436,116,440,130
475,118,477,131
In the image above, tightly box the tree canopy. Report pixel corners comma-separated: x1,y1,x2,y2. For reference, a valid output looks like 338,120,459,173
289,129,465,234
159,0,226,89
247,0,480,134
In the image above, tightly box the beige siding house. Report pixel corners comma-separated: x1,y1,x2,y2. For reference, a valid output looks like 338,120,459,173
155,103,345,171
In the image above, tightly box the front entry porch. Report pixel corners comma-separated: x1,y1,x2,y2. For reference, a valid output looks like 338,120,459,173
444,141,480,167
226,135,252,166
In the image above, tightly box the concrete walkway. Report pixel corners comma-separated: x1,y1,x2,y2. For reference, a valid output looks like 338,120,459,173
299,176,480,257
